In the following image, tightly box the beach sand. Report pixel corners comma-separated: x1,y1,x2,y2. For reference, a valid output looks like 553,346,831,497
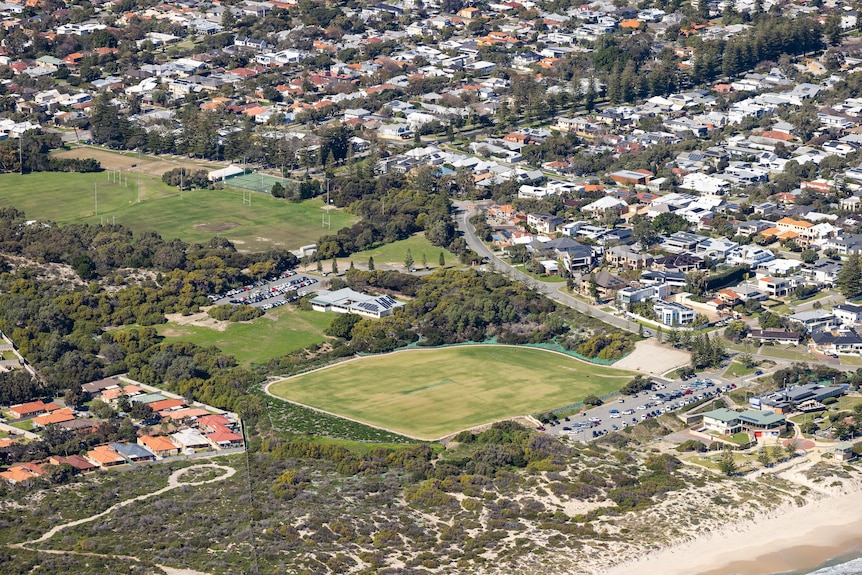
601,488,862,575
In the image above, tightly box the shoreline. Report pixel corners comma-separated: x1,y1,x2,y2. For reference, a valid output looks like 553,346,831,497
600,485,862,575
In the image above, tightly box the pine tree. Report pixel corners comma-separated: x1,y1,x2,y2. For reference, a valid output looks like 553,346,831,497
316,259,323,273
331,258,338,274
349,260,355,270
837,253,862,298
405,249,414,270
439,251,445,267
368,256,375,271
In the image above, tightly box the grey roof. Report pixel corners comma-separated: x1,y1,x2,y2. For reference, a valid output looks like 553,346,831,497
110,442,155,459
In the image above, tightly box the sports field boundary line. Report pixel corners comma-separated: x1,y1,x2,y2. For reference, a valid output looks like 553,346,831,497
263,344,641,441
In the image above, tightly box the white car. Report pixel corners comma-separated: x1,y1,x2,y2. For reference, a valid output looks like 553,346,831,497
610,413,621,418
622,409,635,415
637,404,648,410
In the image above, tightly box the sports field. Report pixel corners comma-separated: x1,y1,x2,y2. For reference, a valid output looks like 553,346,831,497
0,172,356,252
267,346,636,439
157,306,332,366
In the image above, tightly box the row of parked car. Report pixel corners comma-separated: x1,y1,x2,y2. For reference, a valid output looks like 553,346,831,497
207,270,299,302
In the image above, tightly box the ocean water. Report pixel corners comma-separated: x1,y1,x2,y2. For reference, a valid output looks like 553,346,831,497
781,553,862,575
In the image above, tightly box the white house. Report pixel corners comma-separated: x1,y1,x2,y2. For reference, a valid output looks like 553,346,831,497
654,301,696,326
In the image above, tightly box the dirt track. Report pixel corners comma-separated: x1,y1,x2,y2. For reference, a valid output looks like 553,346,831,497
53,146,227,177
613,339,691,375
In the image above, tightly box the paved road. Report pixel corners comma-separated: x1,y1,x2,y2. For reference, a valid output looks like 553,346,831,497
454,202,641,334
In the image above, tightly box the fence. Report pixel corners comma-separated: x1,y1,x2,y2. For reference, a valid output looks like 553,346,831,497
224,171,291,194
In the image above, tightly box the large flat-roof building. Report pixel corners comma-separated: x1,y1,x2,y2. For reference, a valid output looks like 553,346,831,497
309,288,404,319
751,383,846,414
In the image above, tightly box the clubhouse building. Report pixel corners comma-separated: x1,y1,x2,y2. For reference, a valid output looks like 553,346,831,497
310,288,404,319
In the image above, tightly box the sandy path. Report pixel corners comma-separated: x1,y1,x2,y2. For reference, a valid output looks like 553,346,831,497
10,463,236,575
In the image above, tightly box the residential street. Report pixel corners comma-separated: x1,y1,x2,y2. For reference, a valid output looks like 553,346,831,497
454,201,642,334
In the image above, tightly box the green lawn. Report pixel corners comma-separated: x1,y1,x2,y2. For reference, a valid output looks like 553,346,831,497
757,346,814,361
840,355,862,367
268,346,636,439
8,419,34,431
344,232,460,270
0,172,356,252
512,264,568,283
725,362,757,378
157,306,333,366
0,350,16,360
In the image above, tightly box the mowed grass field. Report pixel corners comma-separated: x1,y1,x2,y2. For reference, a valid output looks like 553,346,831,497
344,232,460,270
157,306,333,366
0,172,356,252
268,346,636,439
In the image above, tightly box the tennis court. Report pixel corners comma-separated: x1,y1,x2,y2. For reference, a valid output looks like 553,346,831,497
224,172,290,194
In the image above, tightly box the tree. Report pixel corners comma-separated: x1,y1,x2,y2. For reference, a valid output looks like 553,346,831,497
271,182,286,198
439,251,446,267
718,452,738,476
785,441,797,459
317,259,323,273
405,248,414,270
331,258,339,274
325,313,362,339
368,256,375,271
825,13,842,46
583,394,602,406
588,275,599,302
800,249,817,264
757,448,771,468
90,398,114,420
837,253,862,298
631,215,658,249
421,253,427,269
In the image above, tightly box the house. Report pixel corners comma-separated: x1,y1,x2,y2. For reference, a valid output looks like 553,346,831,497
138,435,180,458
811,328,862,355
8,400,60,419
726,245,775,266
654,301,696,326
834,303,862,326
580,270,627,300
206,425,244,449
789,309,837,333
616,284,669,309
310,288,404,319
149,398,187,413
582,196,627,216
171,428,210,451
48,455,98,474
0,463,44,483
663,232,704,253
757,276,797,298
747,329,801,344
526,212,563,234
606,245,654,270
610,169,653,186
652,253,702,273
110,442,156,463
86,445,126,468
32,408,75,427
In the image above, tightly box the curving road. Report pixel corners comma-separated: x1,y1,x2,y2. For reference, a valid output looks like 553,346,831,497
454,201,641,333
